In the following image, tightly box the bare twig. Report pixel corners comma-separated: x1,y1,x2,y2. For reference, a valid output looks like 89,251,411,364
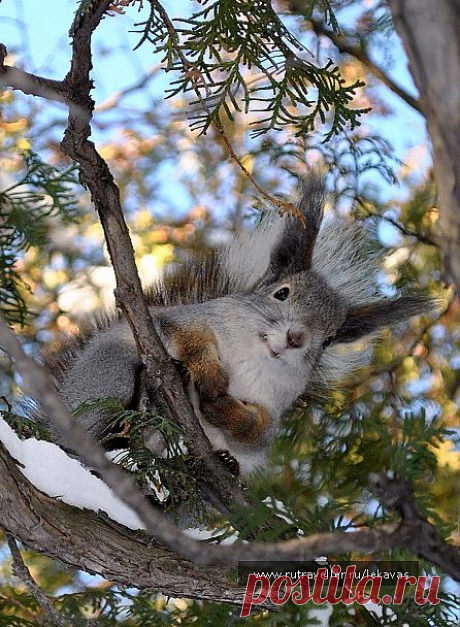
1,395,13,412
5,533,68,627
359,200,438,247
96,63,161,111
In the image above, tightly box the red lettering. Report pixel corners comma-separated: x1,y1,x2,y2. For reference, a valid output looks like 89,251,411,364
337,566,356,605
311,568,329,604
291,576,312,605
240,575,270,617
414,576,441,605
270,575,292,605
393,576,416,604
324,565,343,604
354,576,382,605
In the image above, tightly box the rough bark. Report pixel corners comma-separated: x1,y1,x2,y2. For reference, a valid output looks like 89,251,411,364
63,0,248,517
387,0,460,290
0,439,242,605
6,533,69,627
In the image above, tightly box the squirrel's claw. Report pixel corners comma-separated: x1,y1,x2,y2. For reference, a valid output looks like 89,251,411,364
213,449,240,476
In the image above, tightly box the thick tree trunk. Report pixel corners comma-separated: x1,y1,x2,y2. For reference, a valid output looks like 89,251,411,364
388,0,460,290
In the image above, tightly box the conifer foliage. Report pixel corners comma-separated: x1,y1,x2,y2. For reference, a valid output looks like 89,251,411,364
0,1,459,625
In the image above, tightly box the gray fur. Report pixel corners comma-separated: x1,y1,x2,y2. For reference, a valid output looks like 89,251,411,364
43,173,432,476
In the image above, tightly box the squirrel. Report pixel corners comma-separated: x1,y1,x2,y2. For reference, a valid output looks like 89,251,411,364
42,173,432,476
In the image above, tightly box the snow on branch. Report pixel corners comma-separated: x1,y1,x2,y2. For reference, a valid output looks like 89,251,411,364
0,418,242,605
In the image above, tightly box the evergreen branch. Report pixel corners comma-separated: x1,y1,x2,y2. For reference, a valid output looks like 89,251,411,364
146,0,306,221
133,0,368,138
0,152,78,325
5,533,68,627
0,437,244,606
355,193,438,246
307,17,422,113
74,397,207,515
0,2,248,515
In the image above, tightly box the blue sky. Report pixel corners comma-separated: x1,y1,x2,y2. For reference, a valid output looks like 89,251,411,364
0,1,432,236
1,0,429,163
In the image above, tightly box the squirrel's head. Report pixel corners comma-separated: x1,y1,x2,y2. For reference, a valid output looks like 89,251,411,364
252,172,434,371
256,271,345,365
255,270,432,370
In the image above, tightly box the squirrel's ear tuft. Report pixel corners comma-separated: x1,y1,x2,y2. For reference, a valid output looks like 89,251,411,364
332,294,436,344
263,172,325,284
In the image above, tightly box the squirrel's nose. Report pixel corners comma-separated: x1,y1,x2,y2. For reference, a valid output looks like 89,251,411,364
287,330,305,349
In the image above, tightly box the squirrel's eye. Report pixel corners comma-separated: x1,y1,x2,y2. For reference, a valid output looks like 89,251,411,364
322,336,334,350
273,287,290,301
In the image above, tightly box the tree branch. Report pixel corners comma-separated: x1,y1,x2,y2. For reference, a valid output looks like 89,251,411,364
1,314,460,586
360,204,438,247
369,471,460,582
1,344,459,591
387,0,460,291
151,0,303,223
0,3,246,514
0,3,298,539
306,17,422,113
0,313,394,568
60,0,248,516
0,44,68,104
0,438,242,606
5,533,68,627
96,63,161,111
1,0,460,593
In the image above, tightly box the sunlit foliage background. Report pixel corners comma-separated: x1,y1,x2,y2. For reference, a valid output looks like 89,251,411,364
0,0,459,624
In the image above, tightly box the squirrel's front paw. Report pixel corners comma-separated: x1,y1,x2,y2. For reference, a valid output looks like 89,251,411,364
201,395,271,443
193,361,229,401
